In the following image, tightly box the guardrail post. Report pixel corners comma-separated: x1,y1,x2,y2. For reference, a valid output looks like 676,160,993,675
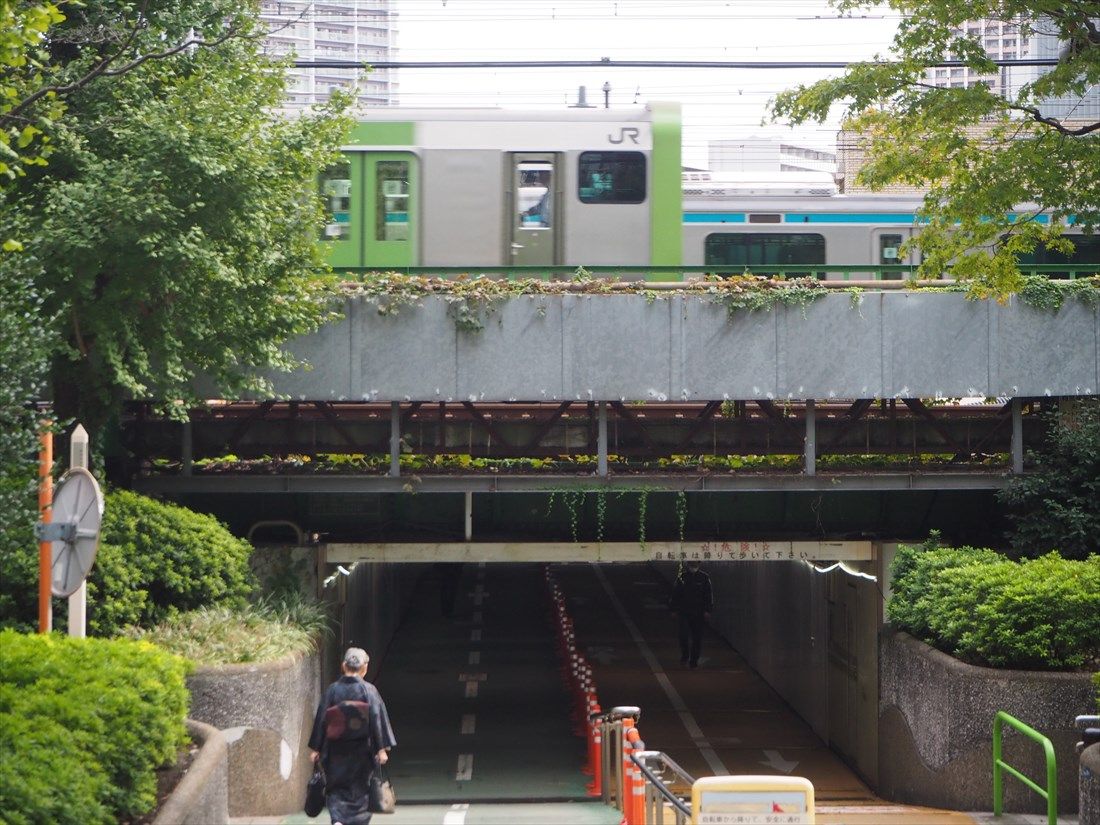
993,710,1058,825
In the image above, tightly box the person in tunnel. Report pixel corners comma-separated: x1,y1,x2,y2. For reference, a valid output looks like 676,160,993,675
669,561,714,668
309,648,397,825
435,561,465,618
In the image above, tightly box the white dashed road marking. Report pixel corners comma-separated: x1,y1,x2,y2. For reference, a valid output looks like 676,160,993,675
456,753,474,781
460,714,476,735
443,802,469,824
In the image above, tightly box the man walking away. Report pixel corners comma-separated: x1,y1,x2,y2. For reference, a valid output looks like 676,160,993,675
309,647,397,825
669,561,714,668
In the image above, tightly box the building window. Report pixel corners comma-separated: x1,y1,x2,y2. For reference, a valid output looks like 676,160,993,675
704,233,826,267
577,151,646,204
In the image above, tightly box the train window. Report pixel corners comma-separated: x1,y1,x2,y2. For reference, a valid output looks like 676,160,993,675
375,161,409,242
517,161,553,228
320,160,351,241
1012,234,1100,274
704,233,826,267
578,151,646,204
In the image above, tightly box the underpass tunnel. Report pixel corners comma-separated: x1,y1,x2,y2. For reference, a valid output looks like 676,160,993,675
305,490,893,805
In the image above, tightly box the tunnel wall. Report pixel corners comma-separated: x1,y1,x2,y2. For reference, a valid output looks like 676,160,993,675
325,561,430,684
653,557,882,786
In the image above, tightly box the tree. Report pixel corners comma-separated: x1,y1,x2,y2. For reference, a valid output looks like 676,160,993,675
771,1,1100,297
0,1,66,190
1,0,352,437
997,400,1100,560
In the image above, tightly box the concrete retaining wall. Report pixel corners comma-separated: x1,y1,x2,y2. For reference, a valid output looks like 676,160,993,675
879,630,1093,813
187,650,320,817
256,291,1099,402
153,719,229,825
1082,744,1100,825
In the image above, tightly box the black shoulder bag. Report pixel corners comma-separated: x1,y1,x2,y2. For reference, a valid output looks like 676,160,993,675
368,759,396,814
304,761,326,817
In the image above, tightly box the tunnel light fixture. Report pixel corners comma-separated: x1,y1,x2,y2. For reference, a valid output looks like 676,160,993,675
803,559,878,582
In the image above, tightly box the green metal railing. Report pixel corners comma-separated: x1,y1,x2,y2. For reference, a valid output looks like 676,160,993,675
992,710,1057,825
334,264,1098,282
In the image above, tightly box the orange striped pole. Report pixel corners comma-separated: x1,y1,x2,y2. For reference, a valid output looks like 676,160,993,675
586,708,603,796
38,425,52,633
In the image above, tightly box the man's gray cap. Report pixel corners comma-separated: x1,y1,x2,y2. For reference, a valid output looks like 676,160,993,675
343,647,368,670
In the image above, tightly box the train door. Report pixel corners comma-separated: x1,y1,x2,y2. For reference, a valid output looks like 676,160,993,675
509,154,558,267
872,228,915,278
364,153,418,269
320,153,418,270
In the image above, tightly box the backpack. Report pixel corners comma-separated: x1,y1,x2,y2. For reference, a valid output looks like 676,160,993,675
324,694,372,741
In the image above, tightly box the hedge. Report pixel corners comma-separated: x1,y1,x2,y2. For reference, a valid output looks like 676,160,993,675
889,543,1100,670
1,490,256,636
0,630,191,824
88,490,256,636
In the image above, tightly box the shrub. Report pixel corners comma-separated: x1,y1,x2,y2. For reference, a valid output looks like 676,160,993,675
889,544,1100,670
0,630,191,823
887,538,1002,641
1,490,256,636
87,490,256,636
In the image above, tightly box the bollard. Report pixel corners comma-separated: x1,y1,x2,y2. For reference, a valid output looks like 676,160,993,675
587,709,604,796
627,729,646,825
620,720,634,824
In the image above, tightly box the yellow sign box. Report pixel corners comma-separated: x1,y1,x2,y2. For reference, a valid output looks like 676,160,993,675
692,775,815,825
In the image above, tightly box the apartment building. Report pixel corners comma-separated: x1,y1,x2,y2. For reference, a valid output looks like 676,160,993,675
922,16,1099,120
260,0,398,108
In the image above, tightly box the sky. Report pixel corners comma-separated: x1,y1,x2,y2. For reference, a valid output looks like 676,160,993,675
384,0,904,165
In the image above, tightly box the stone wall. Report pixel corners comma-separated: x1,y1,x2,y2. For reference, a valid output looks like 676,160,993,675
187,650,321,816
153,719,229,825
879,630,1093,813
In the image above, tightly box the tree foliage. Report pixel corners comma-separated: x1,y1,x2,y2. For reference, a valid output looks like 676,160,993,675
0,1,67,189
997,400,1100,559
0,251,55,628
0,0,352,437
771,1,1100,297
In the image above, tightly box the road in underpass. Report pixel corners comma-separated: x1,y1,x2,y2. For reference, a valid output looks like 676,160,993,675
233,561,1001,824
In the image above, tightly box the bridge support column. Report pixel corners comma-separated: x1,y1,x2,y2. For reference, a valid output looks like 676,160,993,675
389,401,401,478
181,419,193,477
465,491,472,541
804,399,816,477
598,401,608,478
1011,398,1023,475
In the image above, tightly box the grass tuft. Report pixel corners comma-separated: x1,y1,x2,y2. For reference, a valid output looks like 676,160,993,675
125,595,330,666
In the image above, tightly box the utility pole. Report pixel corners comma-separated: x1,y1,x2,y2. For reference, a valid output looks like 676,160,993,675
602,81,611,108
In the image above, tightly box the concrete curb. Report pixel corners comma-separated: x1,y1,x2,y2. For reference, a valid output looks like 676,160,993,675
153,719,229,825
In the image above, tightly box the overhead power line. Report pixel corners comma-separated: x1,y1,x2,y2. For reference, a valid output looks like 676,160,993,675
293,58,1064,69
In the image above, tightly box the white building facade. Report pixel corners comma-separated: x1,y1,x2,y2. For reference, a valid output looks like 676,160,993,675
707,138,836,175
260,0,398,109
